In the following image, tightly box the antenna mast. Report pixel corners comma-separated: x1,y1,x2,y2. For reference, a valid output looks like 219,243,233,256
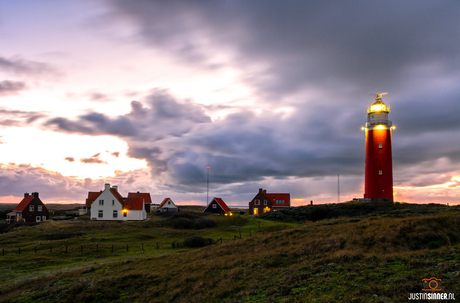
206,166,210,206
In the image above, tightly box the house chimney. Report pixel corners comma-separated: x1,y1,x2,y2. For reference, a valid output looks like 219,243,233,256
259,188,263,193
32,192,39,198
112,185,118,191
263,189,266,194
104,183,111,191
24,193,29,198
137,191,140,194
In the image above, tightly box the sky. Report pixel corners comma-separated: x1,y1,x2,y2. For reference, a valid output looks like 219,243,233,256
1,0,460,206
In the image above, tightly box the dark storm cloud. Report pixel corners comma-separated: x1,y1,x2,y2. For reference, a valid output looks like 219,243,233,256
80,153,107,164
109,1,460,98
0,80,27,95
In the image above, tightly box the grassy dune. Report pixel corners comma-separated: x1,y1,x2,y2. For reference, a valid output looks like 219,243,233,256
1,205,460,302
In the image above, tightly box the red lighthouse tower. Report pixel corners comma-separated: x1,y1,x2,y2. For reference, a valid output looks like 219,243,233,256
363,93,394,202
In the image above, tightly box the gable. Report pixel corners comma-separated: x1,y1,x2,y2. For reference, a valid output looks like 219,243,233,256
159,198,175,208
204,198,230,213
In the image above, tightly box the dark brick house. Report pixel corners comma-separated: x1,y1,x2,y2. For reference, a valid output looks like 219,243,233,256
249,188,290,215
6,192,49,223
203,197,231,215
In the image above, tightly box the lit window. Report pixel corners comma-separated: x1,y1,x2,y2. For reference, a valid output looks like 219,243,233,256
38,205,42,212
379,143,382,149
99,200,104,206
212,204,217,208
379,170,383,175
123,211,127,217
113,210,118,218
29,205,34,211
98,210,103,218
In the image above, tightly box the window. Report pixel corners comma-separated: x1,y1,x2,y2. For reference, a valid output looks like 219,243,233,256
29,205,34,211
42,216,46,221
36,216,41,222
99,200,104,206
379,143,382,149
275,200,285,205
113,210,118,218
112,200,115,206
123,211,127,217
379,170,383,175
98,210,103,218
212,204,217,208
264,200,267,205
254,199,260,205
168,201,171,204
38,205,42,212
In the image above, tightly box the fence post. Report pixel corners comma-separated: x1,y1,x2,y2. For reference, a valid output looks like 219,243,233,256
96,244,98,252
35,246,37,254
142,243,144,251
239,228,242,239
250,232,252,237
156,242,159,249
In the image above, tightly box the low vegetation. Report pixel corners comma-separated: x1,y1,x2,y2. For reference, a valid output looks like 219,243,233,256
0,203,459,302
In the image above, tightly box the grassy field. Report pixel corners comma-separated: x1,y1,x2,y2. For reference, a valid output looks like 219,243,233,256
1,204,459,302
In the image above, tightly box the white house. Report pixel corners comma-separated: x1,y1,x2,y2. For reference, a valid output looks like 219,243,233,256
158,198,179,212
90,184,147,221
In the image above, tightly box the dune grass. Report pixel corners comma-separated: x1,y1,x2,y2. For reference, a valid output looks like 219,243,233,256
1,205,459,302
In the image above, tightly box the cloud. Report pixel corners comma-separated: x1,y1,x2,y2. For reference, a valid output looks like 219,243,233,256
0,80,27,96
64,157,75,162
0,55,59,77
0,108,47,127
80,153,107,164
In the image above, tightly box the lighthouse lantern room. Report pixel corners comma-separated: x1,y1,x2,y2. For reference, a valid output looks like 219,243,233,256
363,93,394,202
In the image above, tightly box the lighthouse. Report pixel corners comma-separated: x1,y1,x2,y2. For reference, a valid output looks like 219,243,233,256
363,93,394,202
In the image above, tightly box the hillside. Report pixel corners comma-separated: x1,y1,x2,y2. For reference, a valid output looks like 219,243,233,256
1,205,459,302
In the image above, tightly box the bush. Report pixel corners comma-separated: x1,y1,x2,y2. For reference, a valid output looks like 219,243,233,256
183,235,213,248
162,212,216,229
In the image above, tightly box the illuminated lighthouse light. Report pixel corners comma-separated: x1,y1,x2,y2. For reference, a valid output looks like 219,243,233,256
363,93,394,202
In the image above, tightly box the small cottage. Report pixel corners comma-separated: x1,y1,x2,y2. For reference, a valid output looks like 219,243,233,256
158,198,178,212
203,197,231,215
6,192,49,223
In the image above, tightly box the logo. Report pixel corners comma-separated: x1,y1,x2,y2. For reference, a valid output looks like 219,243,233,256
422,277,442,292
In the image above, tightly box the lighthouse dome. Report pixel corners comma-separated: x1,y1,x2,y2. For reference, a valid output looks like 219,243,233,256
365,95,392,128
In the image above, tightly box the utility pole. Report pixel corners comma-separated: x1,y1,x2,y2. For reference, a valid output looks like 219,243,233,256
338,173,340,203
207,166,210,205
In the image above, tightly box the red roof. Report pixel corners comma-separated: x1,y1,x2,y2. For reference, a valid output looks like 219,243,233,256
86,192,101,207
122,198,144,210
110,188,123,202
213,197,231,213
128,192,152,204
266,193,290,207
14,196,33,211
159,198,171,208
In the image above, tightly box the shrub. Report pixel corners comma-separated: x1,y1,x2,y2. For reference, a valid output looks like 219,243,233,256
183,235,213,248
162,212,216,229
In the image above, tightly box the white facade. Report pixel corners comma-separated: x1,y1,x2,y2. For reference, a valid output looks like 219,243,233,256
160,198,178,211
90,184,147,221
